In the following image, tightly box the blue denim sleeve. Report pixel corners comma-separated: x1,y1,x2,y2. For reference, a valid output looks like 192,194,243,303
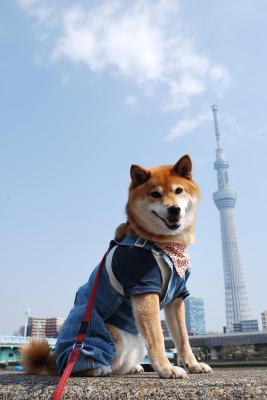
112,246,162,297
176,267,191,300
178,287,190,300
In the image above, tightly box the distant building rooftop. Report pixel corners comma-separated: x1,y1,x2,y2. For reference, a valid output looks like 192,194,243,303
165,331,267,349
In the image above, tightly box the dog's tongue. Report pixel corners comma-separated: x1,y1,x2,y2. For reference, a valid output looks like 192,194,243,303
167,218,179,225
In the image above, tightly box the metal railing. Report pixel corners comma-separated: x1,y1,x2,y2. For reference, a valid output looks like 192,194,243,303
0,335,57,346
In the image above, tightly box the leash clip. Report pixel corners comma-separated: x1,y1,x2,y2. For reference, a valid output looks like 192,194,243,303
72,341,84,350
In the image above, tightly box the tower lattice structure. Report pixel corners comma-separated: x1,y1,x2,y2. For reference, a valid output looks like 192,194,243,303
212,105,251,331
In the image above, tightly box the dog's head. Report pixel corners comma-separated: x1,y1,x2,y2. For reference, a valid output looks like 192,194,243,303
127,155,200,244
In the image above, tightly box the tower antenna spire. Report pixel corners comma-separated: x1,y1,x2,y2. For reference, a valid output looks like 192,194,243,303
212,104,221,149
212,105,251,331
23,303,31,338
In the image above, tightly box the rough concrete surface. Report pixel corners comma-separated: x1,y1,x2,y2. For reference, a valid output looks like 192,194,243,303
0,369,266,400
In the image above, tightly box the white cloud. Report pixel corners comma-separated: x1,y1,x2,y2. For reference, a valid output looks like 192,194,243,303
17,0,232,138
167,111,212,141
17,0,53,22
209,65,232,97
166,110,241,142
124,95,138,107
165,75,206,111
50,2,165,82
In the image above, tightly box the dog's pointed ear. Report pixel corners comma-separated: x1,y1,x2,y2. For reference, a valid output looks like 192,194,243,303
130,164,151,187
173,155,192,179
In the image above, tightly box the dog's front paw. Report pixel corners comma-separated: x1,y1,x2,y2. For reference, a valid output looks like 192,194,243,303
187,362,212,374
130,364,144,374
158,365,188,379
75,366,111,377
90,366,112,376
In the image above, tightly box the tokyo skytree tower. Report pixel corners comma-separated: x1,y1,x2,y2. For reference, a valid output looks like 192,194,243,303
212,105,251,331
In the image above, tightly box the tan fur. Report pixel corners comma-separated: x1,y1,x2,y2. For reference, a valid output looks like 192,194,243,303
106,323,146,374
131,293,187,378
165,298,212,373
115,222,129,241
20,339,56,374
106,322,122,343
127,211,195,245
118,158,200,245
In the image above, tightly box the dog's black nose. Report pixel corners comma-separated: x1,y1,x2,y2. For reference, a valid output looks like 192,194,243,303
167,206,181,217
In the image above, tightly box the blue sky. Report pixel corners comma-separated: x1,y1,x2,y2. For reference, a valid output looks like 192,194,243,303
0,0,266,334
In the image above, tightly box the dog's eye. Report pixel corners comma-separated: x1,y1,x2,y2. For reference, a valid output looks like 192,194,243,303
150,191,162,199
175,187,183,195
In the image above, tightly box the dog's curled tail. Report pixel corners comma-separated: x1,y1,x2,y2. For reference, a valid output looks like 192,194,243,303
20,339,57,374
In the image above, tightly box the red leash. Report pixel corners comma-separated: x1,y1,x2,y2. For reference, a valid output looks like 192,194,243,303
52,253,107,400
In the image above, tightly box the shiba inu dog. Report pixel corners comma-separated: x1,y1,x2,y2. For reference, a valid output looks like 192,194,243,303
21,155,212,379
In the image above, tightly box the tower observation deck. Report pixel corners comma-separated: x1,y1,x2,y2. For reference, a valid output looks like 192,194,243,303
212,105,251,331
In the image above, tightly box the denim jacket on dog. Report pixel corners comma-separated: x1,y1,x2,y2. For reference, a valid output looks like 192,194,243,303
55,235,191,374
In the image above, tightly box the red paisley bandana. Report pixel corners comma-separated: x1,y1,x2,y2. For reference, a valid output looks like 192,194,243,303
154,242,189,277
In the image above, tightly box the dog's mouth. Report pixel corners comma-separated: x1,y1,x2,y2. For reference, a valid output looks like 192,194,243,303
152,211,181,231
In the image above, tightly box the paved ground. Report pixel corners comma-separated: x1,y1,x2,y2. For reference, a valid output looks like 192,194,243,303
0,369,266,399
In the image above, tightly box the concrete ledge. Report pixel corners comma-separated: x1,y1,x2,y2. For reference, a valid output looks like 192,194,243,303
0,369,266,399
